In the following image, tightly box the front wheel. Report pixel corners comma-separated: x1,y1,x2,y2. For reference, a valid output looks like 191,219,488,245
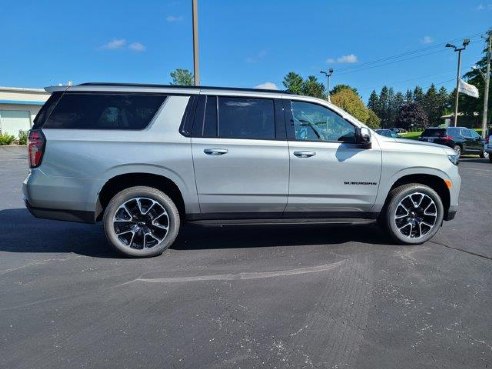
103,186,180,257
382,184,444,245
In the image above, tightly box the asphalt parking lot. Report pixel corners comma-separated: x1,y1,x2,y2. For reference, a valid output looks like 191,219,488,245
1,146,491,369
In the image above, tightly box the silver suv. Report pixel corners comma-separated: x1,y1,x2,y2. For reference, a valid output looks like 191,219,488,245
23,83,461,257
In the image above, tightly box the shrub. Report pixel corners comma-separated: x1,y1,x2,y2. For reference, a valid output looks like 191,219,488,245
18,130,28,145
0,133,16,145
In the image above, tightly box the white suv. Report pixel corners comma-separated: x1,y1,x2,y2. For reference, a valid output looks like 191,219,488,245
24,83,461,257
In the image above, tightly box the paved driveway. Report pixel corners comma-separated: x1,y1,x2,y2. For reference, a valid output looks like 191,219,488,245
1,146,491,369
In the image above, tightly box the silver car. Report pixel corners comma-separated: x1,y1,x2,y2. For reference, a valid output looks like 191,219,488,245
23,83,461,257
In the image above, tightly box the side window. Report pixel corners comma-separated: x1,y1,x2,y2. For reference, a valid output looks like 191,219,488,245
447,128,459,137
290,101,356,143
461,129,472,138
217,97,275,140
202,96,218,137
44,93,166,130
469,129,480,138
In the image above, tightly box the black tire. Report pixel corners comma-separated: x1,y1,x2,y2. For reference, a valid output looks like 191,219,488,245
382,184,444,245
453,144,462,158
489,154,492,163
103,186,180,257
479,150,485,158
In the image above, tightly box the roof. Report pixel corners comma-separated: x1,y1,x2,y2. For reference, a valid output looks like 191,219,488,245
45,82,289,96
0,86,48,94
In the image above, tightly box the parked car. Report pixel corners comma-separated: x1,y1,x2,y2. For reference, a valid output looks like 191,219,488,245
485,131,492,162
418,127,487,158
24,83,461,257
376,129,399,138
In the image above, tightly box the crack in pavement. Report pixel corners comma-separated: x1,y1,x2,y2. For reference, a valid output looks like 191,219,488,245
429,240,492,261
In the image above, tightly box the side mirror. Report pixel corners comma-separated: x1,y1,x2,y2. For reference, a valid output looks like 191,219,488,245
357,127,372,148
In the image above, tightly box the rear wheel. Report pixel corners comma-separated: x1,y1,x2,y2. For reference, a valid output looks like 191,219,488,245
382,184,444,245
103,186,180,257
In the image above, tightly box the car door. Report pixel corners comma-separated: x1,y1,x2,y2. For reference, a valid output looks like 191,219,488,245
284,99,382,215
467,128,484,152
191,94,289,216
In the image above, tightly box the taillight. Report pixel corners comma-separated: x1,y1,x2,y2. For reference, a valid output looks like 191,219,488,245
442,135,453,141
28,130,46,168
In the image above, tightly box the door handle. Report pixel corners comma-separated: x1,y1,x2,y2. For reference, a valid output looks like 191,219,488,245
293,151,316,158
204,148,228,155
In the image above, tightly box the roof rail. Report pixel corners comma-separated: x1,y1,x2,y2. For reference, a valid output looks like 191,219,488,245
77,82,289,94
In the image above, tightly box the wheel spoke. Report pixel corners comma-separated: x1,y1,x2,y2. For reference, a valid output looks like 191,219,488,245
113,196,170,250
394,192,439,240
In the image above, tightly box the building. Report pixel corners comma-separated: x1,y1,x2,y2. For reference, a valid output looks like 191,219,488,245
0,86,50,137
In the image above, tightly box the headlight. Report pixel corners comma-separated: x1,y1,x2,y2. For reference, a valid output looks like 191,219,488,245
448,154,459,165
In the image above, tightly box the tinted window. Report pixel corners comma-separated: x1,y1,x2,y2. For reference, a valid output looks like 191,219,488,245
44,93,166,130
217,97,275,140
447,127,460,137
290,101,356,143
203,96,217,137
32,92,63,129
422,129,446,137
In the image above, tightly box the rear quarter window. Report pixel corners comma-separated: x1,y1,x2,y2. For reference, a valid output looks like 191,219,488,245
43,93,167,130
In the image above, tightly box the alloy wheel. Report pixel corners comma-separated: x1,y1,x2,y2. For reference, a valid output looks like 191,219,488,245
112,197,169,249
394,192,438,240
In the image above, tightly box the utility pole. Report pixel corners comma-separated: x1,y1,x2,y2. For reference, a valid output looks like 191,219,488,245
446,39,470,126
320,68,334,102
192,0,200,86
481,31,491,138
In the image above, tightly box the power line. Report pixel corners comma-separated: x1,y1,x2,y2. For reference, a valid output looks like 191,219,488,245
333,32,483,75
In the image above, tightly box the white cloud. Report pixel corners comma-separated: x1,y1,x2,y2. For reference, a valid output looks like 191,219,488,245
421,36,433,44
100,39,146,52
476,3,492,10
166,15,183,22
102,39,127,50
129,42,146,52
255,82,278,90
246,50,267,63
326,54,358,64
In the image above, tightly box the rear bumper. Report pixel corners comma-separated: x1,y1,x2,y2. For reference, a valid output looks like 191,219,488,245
25,200,95,223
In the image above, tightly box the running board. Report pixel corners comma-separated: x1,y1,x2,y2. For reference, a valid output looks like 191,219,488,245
188,218,376,226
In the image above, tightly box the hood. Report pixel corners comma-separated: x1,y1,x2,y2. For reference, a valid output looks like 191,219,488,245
376,135,454,155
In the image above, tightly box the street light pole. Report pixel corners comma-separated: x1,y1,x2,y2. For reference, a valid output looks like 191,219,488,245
320,68,334,102
446,39,470,127
192,0,200,86
481,31,491,138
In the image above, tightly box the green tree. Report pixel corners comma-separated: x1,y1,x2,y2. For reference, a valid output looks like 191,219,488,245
367,90,379,113
378,86,390,128
396,103,428,130
170,68,194,86
390,91,405,127
413,86,425,106
282,72,304,95
423,84,440,125
331,87,369,122
302,75,325,99
405,89,414,104
462,45,492,124
366,109,381,129
331,84,359,96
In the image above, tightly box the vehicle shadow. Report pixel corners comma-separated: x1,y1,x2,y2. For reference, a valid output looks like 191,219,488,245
0,208,394,257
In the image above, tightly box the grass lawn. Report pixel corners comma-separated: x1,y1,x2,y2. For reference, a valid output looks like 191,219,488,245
399,131,422,140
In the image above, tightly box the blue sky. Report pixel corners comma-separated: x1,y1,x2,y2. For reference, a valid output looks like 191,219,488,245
0,0,491,100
